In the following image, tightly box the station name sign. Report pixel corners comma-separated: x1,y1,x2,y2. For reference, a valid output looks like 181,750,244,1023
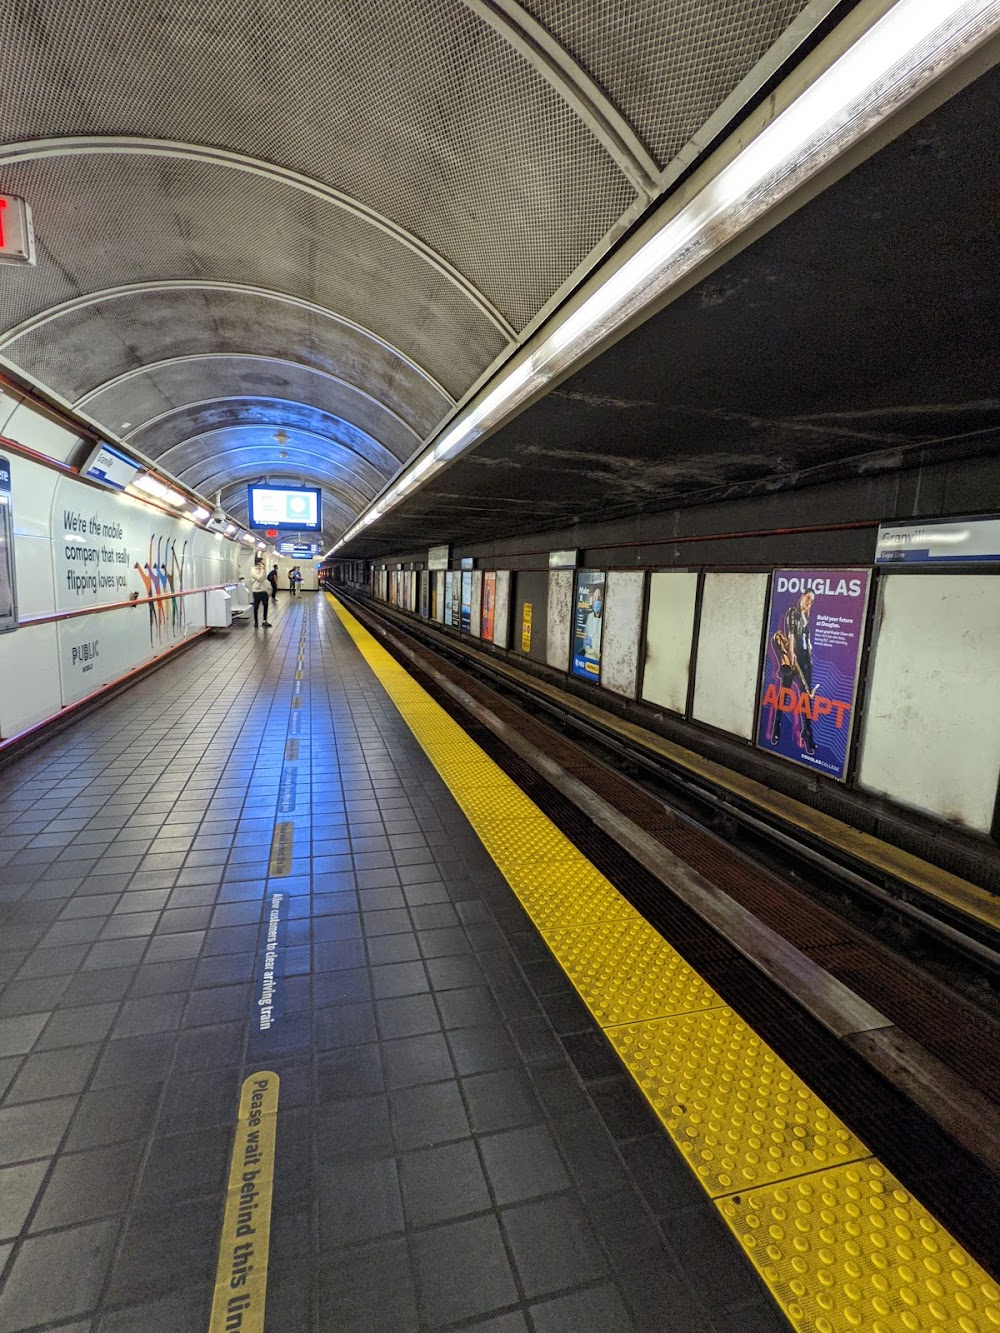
876,515,1000,564
0,194,36,266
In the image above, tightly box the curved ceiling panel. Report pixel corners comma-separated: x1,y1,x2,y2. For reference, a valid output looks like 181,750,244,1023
77,357,421,464
518,0,812,168
124,399,401,479
1,287,452,436
150,425,387,504
0,152,508,397
0,0,637,329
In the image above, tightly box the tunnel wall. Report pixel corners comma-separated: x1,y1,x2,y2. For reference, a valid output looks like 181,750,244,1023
349,455,1000,886
0,386,247,745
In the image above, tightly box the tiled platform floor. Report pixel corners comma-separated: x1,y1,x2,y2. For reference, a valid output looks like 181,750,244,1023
0,595,786,1332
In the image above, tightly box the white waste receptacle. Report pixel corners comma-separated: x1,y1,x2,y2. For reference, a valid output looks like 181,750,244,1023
206,588,232,628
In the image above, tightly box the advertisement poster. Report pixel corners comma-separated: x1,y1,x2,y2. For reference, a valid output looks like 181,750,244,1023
450,571,461,627
756,568,871,780
460,572,472,632
571,571,605,680
521,602,532,652
419,571,429,618
53,476,238,706
482,572,496,641
0,457,17,632
444,572,454,624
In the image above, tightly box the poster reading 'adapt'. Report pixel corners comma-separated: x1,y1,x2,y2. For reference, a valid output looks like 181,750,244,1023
756,568,871,781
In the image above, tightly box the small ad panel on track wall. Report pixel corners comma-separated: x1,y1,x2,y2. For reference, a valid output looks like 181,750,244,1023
53,475,239,707
482,572,496,641
571,570,605,680
755,568,871,781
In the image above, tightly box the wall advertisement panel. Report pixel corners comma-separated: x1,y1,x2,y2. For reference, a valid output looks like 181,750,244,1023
53,475,239,707
450,571,461,627
0,457,18,633
482,572,496,641
756,568,870,781
641,571,698,714
571,571,605,680
444,572,454,624
601,571,644,697
493,571,511,648
419,570,429,618
470,571,483,637
460,572,472,632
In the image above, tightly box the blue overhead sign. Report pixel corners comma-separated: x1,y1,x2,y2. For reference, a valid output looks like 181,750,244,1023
876,516,1000,564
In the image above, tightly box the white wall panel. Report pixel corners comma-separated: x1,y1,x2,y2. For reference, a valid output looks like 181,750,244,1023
641,571,699,714
5,399,85,464
858,574,1000,831
493,571,511,649
601,571,645,697
546,570,573,671
470,570,483,637
0,624,62,736
692,572,767,739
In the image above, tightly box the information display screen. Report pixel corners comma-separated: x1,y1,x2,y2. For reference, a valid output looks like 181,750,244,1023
248,486,321,532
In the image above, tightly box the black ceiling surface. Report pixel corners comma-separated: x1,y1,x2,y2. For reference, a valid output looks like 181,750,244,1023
344,64,1000,557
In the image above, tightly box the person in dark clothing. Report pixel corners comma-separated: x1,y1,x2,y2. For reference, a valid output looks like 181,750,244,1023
770,590,816,753
268,564,279,601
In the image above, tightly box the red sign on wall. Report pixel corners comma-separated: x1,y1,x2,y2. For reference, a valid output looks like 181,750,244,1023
0,194,36,265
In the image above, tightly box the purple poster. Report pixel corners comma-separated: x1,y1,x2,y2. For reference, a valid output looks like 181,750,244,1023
756,569,871,781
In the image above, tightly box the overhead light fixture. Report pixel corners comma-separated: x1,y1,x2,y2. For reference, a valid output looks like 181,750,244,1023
328,0,999,555
242,533,256,545
225,523,237,535
191,505,211,521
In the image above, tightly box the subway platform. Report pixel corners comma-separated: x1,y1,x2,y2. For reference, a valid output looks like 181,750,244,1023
0,594,994,1333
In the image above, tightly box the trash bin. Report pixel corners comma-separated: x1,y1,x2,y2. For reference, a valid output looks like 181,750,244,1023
206,587,232,628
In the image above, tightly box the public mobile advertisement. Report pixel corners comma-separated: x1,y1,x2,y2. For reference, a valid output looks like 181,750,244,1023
756,568,871,780
571,570,605,680
460,572,472,632
482,572,496,641
450,571,461,627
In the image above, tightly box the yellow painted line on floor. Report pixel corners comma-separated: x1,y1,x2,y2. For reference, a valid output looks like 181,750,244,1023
329,594,1000,1333
208,1073,279,1333
268,821,294,876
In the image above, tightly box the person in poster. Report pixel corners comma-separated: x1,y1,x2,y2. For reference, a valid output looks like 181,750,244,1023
572,571,605,679
482,572,496,641
757,569,870,780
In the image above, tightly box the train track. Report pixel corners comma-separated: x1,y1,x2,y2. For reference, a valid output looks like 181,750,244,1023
336,588,1000,1274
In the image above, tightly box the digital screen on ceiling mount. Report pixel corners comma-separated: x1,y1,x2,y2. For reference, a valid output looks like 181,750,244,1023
247,485,321,531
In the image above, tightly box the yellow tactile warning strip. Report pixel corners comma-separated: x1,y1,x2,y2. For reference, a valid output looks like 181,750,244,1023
208,1072,279,1333
330,596,1000,1333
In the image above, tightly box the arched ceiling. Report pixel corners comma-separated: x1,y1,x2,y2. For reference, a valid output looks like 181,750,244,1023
0,0,827,546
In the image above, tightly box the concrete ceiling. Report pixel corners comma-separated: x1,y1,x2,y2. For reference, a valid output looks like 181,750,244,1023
343,62,1000,555
0,0,837,546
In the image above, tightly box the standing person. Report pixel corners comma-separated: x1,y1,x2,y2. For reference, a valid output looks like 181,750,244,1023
268,564,279,602
288,566,297,596
249,556,272,628
291,566,302,595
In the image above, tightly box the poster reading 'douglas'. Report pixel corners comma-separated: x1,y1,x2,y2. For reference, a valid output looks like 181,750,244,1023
571,570,605,681
756,568,871,781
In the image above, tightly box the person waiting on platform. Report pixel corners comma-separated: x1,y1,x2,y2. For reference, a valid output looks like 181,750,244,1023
268,563,280,601
250,557,272,628
290,566,301,595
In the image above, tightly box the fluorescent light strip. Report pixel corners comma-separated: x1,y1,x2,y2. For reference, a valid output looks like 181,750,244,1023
328,0,999,556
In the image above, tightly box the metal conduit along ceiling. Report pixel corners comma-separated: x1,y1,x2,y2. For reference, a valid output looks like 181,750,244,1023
0,0,841,546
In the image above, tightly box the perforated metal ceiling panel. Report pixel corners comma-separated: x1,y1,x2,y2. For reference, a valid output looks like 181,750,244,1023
0,153,505,398
0,0,838,540
80,358,420,464
2,288,452,438
520,0,816,167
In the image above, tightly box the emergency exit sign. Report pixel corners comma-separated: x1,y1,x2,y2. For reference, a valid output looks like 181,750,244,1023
0,195,36,265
